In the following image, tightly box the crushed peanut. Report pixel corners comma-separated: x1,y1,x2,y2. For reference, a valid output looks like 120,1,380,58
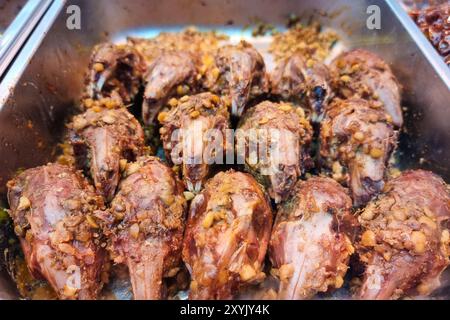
168,98,179,108
73,117,88,131
361,230,377,247
370,148,384,159
211,68,221,81
335,276,344,289
441,230,450,244
190,280,198,291
183,191,195,201
279,264,294,282
177,85,189,96
419,216,436,229
158,112,168,123
190,110,200,119
130,223,140,239
258,117,269,125
126,163,141,176
93,63,105,72
17,196,31,211
353,131,365,142
119,159,128,172
295,107,305,118
360,209,375,221
278,104,292,112
240,264,257,281
269,22,339,62
63,285,78,298
411,231,427,254
202,212,215,229
86,215,99,229
83,98,94,108
340,75,351,83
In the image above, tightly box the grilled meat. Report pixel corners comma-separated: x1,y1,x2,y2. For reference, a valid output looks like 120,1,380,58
68,99,145,201
270,177,356,299
357,170,450,300
237,101,313,203
182,170,273,299
159,93,230,193
330,49,403,127
320,98,397,206
96,156,187,300
142,51,198,125
271,54,332,121
86,43,146,105
6,164,107,300
203,41,269,116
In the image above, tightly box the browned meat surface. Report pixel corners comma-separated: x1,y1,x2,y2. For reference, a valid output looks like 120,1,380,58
330,49,403,127
237,101,313,203
357,170,450,300
182,170,273,299
86,43,146,105
270,177,357,299
96,156,187,300
271,54,332,120
68,100,145,201
410,3,450,66
6,164,107,300
142,51,198,125
320,98,397,206
203,41,269,116
159,93,230,193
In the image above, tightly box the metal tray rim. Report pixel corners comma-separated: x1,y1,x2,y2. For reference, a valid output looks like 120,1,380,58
386,0,450,90
0,0,54,79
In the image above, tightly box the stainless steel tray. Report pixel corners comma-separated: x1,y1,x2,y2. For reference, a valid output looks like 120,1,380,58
0,0,449,300
0,0,27,34
0,0,53,77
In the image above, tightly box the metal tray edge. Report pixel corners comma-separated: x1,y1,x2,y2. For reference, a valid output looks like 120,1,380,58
0,0,65,107
386,0,450,90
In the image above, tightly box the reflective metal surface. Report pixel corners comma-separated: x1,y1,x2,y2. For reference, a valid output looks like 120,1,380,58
0,0,27,34
0,0,449,299
0,0,53,77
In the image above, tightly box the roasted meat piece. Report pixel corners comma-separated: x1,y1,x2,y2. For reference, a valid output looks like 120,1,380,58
271,54,332,121
330,49,403,127
142,51,198,125
6,164,107,300
68,100,145,201
182,170,273,299
270,177,357,299
410,3,450,66
159,93,230,193
85,43,146,105
204,41,269,116
237,101,313,203
320,98,397,206
357,170,450,300
97,156,187,300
